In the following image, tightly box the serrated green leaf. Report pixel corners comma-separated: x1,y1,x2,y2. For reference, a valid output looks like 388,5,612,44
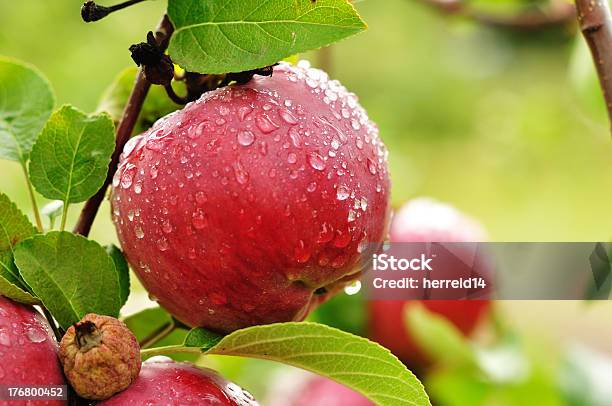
183,322,430,406
404,303,476,367
97,67,183,136
124,307,174,342
106,245,130,307
29,105,115,204
0,57,55,163
0,192,38,304
184,327,224,351
167,0,367,74
13,231,121,329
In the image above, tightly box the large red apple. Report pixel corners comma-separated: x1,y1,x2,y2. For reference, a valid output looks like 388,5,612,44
99,357,258,405
368,198,490,367
111,61,391,332
0,296,66,405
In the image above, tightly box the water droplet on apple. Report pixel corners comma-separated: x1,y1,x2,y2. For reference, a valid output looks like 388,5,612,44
238,106,253,121
255,113,279,134
157,237,169,251
294,240,311,263
307,152,326,171
237,130,255,146
336,185,350,201
278,108,298,125
134,225,144,239
232,161,249,185
26,328,47,343
192,209,208,230
120,164,136,189
317,222,334,243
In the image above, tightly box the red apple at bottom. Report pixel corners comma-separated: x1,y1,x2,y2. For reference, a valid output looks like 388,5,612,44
99,357,258,405
0,295,66,406
368,198,491,367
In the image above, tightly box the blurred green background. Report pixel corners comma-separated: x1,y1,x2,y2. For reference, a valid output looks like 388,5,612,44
2,0,612,404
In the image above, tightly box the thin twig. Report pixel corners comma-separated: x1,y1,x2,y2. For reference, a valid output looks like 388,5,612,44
416,0,576,31
73,15,174,236
139,322,176,348
576,0,612,134
164,84,189,105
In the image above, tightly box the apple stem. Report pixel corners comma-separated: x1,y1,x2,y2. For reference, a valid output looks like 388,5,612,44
140,344,202,358
81,0,149,23
576,0,612,135
73,14,174,237
415,0,575,31
139,322,176,349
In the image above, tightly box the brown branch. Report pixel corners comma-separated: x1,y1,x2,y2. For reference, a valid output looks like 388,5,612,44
73,14,174,236
576,0,612,133
416,0,576,31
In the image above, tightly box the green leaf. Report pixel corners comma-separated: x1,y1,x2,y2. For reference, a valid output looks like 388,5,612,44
184,327,224,351
97,67,183,136
0,192,39,304
183,322,430,406
13,231,121,329
167,0,367,74
106,245,130,307
404,303,476,367
124,307,173,342
0,57,55,163
29,105,115,204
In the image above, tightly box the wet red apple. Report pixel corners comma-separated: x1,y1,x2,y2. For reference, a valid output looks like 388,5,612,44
99,357,258,405
0,296,66,405
111,61,391,332
369,198,490,367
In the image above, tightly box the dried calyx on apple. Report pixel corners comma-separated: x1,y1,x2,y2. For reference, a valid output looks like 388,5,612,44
59,313,141,400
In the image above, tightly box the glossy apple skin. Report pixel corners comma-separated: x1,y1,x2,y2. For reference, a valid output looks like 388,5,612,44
290,376,373,406
0,296,66,406
111,61,390,333
368,198,490,367
99,358,258,405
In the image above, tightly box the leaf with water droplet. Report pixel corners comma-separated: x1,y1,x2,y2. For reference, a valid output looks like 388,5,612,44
0,193,39,305
13,231,121,329
167,0,367,74
29,105,115,205
0,57,55,163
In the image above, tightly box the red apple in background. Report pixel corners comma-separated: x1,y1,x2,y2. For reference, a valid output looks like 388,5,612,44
266,370,372,406
111,61,391,333
0,296,66,405
289,375,373,406
99,357,258,405
368,198,490,367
